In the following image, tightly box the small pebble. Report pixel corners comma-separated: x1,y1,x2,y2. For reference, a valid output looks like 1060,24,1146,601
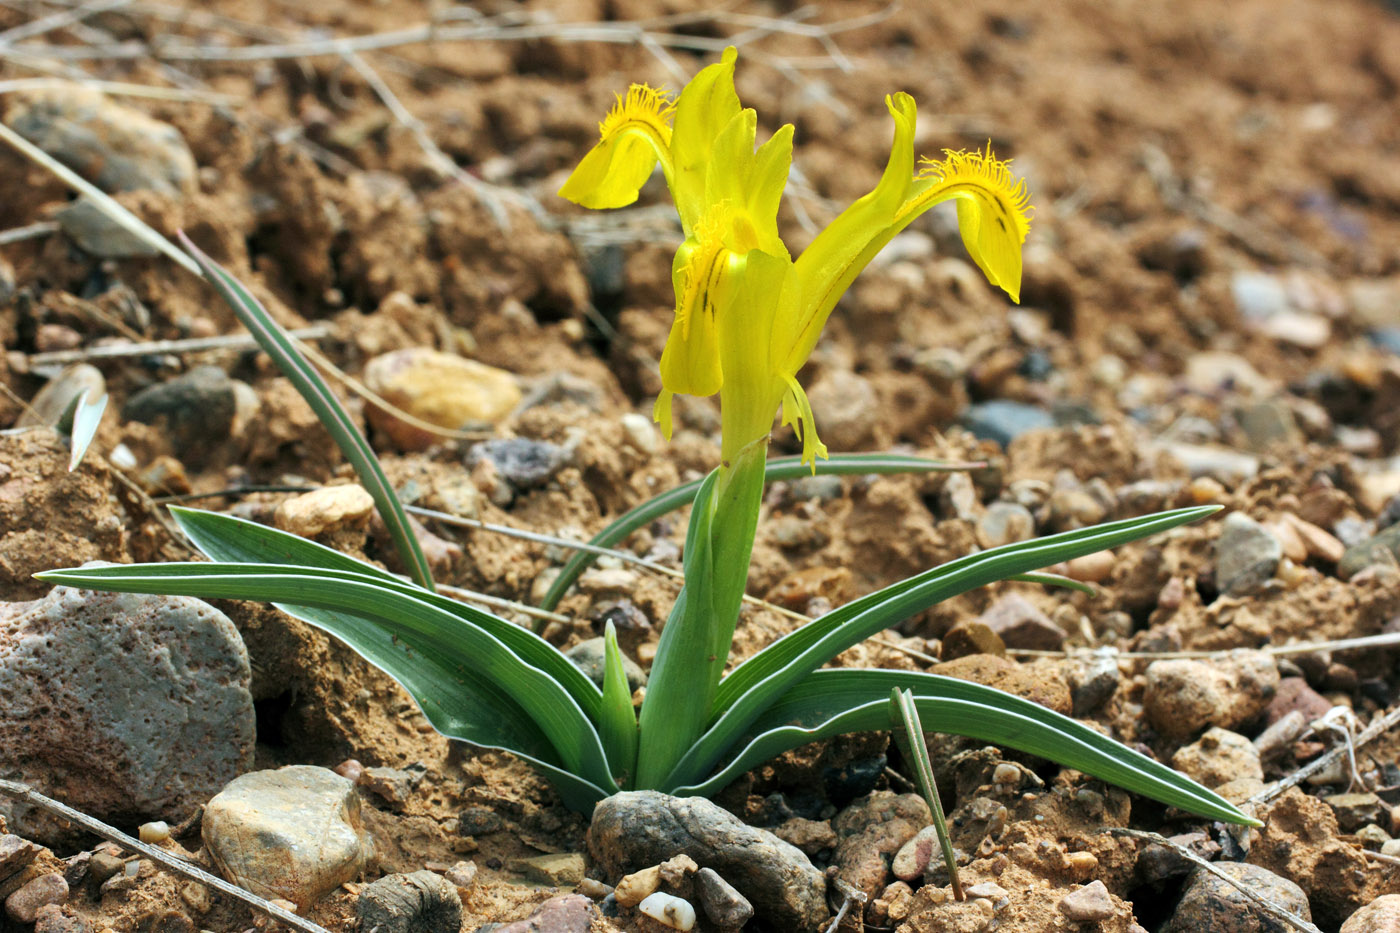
964,882,1009,900
576,878,612,900
695,868,753,929
443,860,477,892
138,821,171,844
637,892,696,931
614,865,661,907
1338,893,1400,932
1065,550,1114,583
1058,880,1116,922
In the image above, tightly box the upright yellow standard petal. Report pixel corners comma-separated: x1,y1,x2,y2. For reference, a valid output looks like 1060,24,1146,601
784,92,918,373
668,47,741,233
558,84,676,210
897,147,1033,302
703,109,793,260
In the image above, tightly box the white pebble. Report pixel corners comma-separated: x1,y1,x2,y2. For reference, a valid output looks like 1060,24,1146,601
138,821,170,843
638,891,697,931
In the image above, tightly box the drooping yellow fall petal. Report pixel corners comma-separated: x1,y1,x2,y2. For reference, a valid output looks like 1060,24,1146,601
902,147,1032,302
659,212,737,401
668,47,741,234
783,92,918,373
558,84,675,209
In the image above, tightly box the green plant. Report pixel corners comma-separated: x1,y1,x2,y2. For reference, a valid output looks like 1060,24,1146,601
40,49,1257,828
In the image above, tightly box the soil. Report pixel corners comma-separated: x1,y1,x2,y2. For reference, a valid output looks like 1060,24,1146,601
2,0,1400,931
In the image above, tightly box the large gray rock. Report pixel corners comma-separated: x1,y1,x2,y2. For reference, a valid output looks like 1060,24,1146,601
1169,861,1310,933
588,791,827,930
4,85,195,195
203,766,374,909
0,586,254,845
122,366,236,466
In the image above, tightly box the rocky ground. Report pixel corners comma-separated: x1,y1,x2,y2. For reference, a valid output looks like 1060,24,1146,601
2,0,1400,931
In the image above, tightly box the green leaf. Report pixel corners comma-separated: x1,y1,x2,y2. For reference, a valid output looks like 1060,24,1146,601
599,620,639,787
889,688,963,899
177,233,435,592
537,452,978,613
36,561,617,796
633,470,721,789
167,506,603,717
673,668,1257,826
670,506,1218,789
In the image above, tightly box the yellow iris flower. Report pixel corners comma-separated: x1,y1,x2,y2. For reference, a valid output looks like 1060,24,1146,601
559,48,1032,467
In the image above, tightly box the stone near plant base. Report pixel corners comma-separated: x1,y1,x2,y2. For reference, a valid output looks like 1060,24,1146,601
1340,894,1400,932
4,85,196,196
891,824,944,883
833,792,930,901
1215,512,1282,596
122,366,237,466
1170,728,1264,789
588,791,827,930
1143,651,1279,740
638,891,697,931
4,873,68,924
0,586,254,846
363,348,521,452
975,593,1064,651
495,893,596,933
695,868,753,929
355,870,461,933
274,484,375,538
202,766,374,909
1168,862,1310,933
565,638,647,692
1058,880,1117,923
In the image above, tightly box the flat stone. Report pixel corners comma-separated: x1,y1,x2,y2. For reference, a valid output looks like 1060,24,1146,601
1324,793,1385,834
961,400,1055,447
891,825,943,882
355,870,461,933
202,765,374,909
1169,862,1310,933
512,853,585,886
0,834,42,879
56,198,160,258
1059,880,1116,922
0,586,253,845
1339,522,1400,580
1216,512,1282,596
588,791,827,930
977,501,1036,548
468,438,568,489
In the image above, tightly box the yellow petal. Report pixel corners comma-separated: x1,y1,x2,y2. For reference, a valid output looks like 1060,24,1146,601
558,84,675,209
905,147,1032,302
659,226,736,399
785,92,918,372
715,249,792,462
669,47,741,233
653,389,675,440
704,109,793,259
780,374,828,469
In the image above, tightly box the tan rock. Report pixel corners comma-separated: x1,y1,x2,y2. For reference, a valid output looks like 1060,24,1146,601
274,485,374,538
364,348,520,451
202,766,373,909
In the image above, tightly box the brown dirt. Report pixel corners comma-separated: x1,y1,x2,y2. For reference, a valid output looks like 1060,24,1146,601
3,0,1400,931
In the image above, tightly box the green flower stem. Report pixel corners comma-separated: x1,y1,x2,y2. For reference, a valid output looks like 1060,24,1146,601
633,440,768,788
